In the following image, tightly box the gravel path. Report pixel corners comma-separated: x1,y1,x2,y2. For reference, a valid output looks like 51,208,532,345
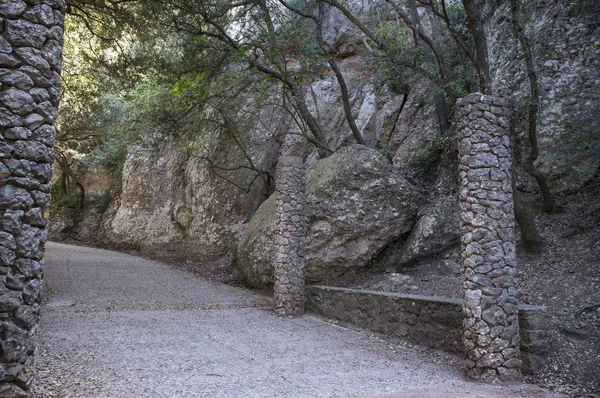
35,242,564,398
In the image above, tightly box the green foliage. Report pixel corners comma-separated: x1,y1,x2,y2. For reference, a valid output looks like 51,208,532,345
57,0,484,203
370,20,416,94
84,136,128,174
49,183,81,219
366,257,386,275
375,20,412,53
445,63,477,98
171,73,210,108
91,190,112,214
554,121,600,182
365,1,478,99
409,134,445,170
374,56,415,94
437,3,478,97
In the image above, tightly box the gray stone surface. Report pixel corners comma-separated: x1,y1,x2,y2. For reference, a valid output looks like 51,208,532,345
309,286,465,354
49,50,441,269
322,2,363,57
237,145,418,286
307,286,550,376
273,156,307,315
395,195,460,267
97,99,285,264
488,0,600,193
0,1,65,396
456,93,521,382
236,193,277,286
34,242,562,398
305,146,417,282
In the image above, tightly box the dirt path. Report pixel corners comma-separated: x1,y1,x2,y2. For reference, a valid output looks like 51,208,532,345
35,242,564,398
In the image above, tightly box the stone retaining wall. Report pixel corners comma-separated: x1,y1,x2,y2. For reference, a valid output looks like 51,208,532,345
307,286,549,374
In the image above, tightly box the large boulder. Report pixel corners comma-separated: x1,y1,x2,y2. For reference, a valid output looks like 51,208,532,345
236,145,419,286
392,195,460,267
236,194,277,287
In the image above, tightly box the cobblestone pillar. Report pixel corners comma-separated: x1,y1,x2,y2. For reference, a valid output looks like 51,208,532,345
1,1,66,396
273,156,307,316
456,93,521,382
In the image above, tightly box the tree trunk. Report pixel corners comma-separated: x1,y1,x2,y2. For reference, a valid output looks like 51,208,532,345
513,183,543,252
76,181,86,210
317,3,365,145
462,0,493,94
409,0,449,134
290,86,333,157
510,0,555,212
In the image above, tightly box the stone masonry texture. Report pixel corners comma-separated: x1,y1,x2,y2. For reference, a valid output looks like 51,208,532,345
456,93,521,382
307,285,549,375
273,156,307,316
0,1,66,396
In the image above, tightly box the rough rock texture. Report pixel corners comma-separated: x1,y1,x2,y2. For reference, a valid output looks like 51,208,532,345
51,1,599,264
49,41,440,266
488,0,600,193
457,94,521,382
0,1,65,396
236,195,276,287
307,285,549,375
42,2,600,394
305,146,418,280
46,161,114,242
394,195,460,267
80,168,111,197
388,82,440,166
303,61,382,155
97,109,283,262
302,62,438,166
108,139,187,253
362,273,419,293
273,157,307,316
180,151,276,262
322,3,363,58
237,145,418,286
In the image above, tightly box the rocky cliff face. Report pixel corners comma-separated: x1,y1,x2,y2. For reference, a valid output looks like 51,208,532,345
50,0,599,274
70,105,285,262
489,0,600,193
45,1,600,393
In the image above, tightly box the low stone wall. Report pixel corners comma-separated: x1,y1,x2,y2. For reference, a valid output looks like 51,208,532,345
307,286,549,374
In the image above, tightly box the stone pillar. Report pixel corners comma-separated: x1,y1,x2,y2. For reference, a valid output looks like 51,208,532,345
1,1,66,396
273,156,307,316
456,93,521,382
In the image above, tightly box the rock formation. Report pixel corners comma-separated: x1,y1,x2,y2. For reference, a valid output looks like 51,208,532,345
237,146,418,286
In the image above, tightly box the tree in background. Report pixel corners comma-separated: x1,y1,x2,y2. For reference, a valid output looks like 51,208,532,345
318,0,547,249
58,0,553,251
